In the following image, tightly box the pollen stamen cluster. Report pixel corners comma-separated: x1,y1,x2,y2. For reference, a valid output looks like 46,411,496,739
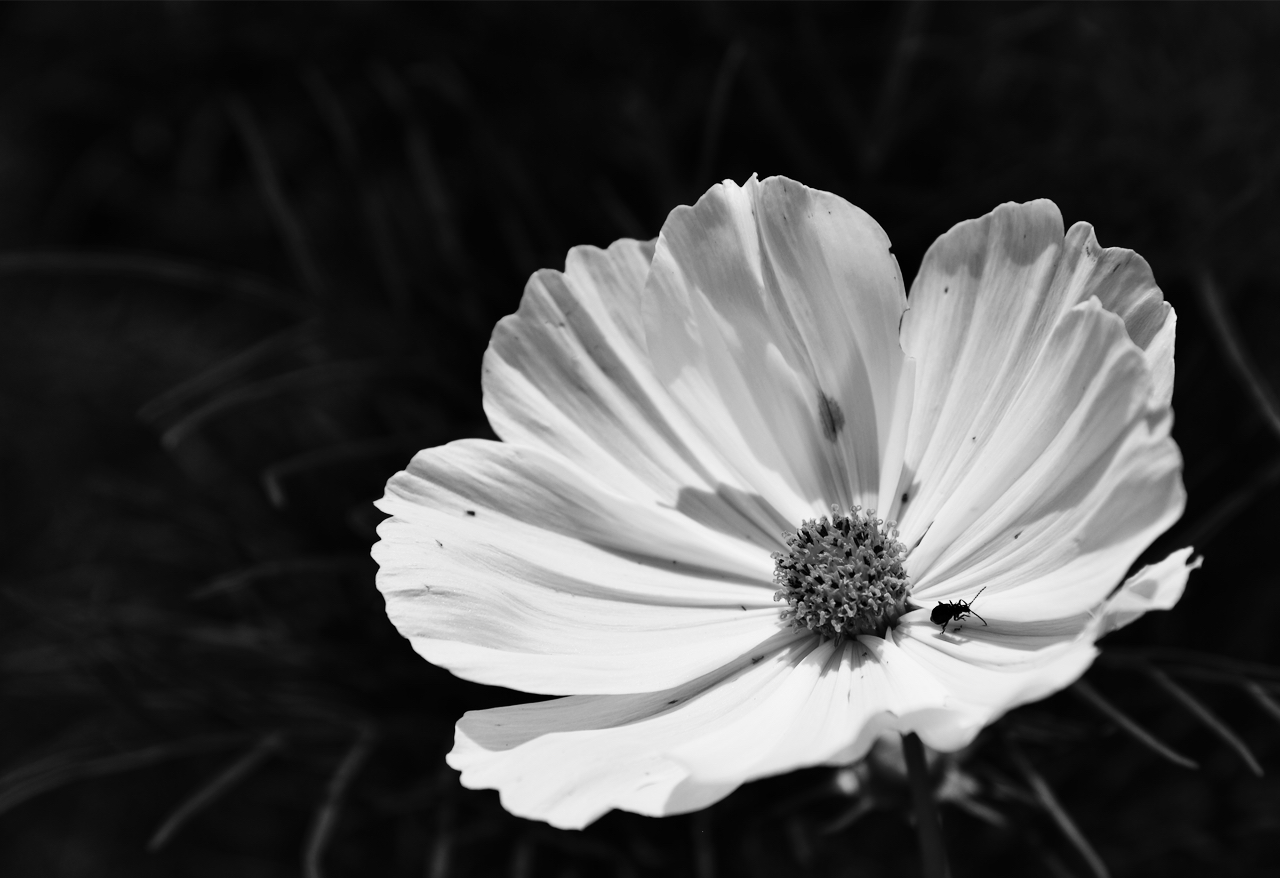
773,506,910,639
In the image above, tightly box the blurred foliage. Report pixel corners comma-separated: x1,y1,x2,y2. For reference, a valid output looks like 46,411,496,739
1,3,1279,877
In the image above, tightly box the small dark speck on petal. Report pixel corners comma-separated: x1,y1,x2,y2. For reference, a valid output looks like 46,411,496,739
667,699,679,705
943,286,949,294
818,392,845,442
751,655,764,664
435,540,443,547
971,436,977,442
901,492,909,503
740,605,747,611
1014,531,1022,539
466,510,476,516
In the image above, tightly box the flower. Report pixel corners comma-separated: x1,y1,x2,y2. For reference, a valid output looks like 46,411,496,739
373,175,1198,830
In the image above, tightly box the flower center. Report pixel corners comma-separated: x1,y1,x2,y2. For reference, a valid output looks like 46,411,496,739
773,506,910,639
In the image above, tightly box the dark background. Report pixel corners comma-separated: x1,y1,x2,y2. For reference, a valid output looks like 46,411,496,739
2,3,1279,876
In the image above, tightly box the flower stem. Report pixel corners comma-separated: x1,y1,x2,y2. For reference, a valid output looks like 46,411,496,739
902,732,950,878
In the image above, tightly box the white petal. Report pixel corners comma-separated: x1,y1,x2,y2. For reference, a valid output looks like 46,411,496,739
1058,221,1176,409
890,613,1100,751
484,241,703,500
906,299,1185,622
898,201,1178,548
643,176,910,522
899,200,1184,622
482,239,790,547
1097,547,1201,635
374,440,783,695
447,632,940,829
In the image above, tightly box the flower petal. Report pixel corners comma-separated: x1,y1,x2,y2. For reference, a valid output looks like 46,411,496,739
1097,547,1201,635
643,175,911,522
483,238,798,549
483,240,706,502
906,299,1185,623
899,201,1184,622
1058,221,1176,409
448,632,942,829
891,613,1100,751
374,440,783,695
898,201,1177,546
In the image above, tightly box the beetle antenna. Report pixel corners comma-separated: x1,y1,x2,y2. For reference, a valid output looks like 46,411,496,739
969,586,987,605
970,610,988,626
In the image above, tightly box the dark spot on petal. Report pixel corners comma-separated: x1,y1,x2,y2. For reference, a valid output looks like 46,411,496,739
466,510,476,516
818,392,845,442
667,699,679,705
751,655,764,664
999,206,1061,266
1014,531,1022,539
943,286,949,294
971,436,977,442
901,492,910,503
435,540,443,547
740,605,747,611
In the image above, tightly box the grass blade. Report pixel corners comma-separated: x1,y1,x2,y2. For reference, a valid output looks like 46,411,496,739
819,798,875,835
137,322,316,425
303,724,377,878
304,68,411,315
192,556,364,601
160,361,383,450
149,732,284,851
1197,270,1280,441
1102,648,1280,685
0,736,243,818
1163,453,1280,552
0,251,302,313
1071,680,1197,769
427,794,455,878
370,63,469,280
260,433,441,509
1147,666,1264,776
1244,681,1280,728
1008,742,1109,878
227,96,327,301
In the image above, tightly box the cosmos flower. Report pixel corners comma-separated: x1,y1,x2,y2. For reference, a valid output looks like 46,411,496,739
373,176,1198,830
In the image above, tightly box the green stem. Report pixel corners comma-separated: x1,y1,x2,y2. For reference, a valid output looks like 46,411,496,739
902,732,950,878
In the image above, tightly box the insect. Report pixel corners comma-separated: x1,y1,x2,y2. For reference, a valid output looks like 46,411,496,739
930,587,988,634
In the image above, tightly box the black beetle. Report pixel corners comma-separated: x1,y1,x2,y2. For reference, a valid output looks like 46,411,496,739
930,586,988,634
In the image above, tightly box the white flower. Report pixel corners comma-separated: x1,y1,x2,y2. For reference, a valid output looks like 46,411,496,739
373,176,1197,830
